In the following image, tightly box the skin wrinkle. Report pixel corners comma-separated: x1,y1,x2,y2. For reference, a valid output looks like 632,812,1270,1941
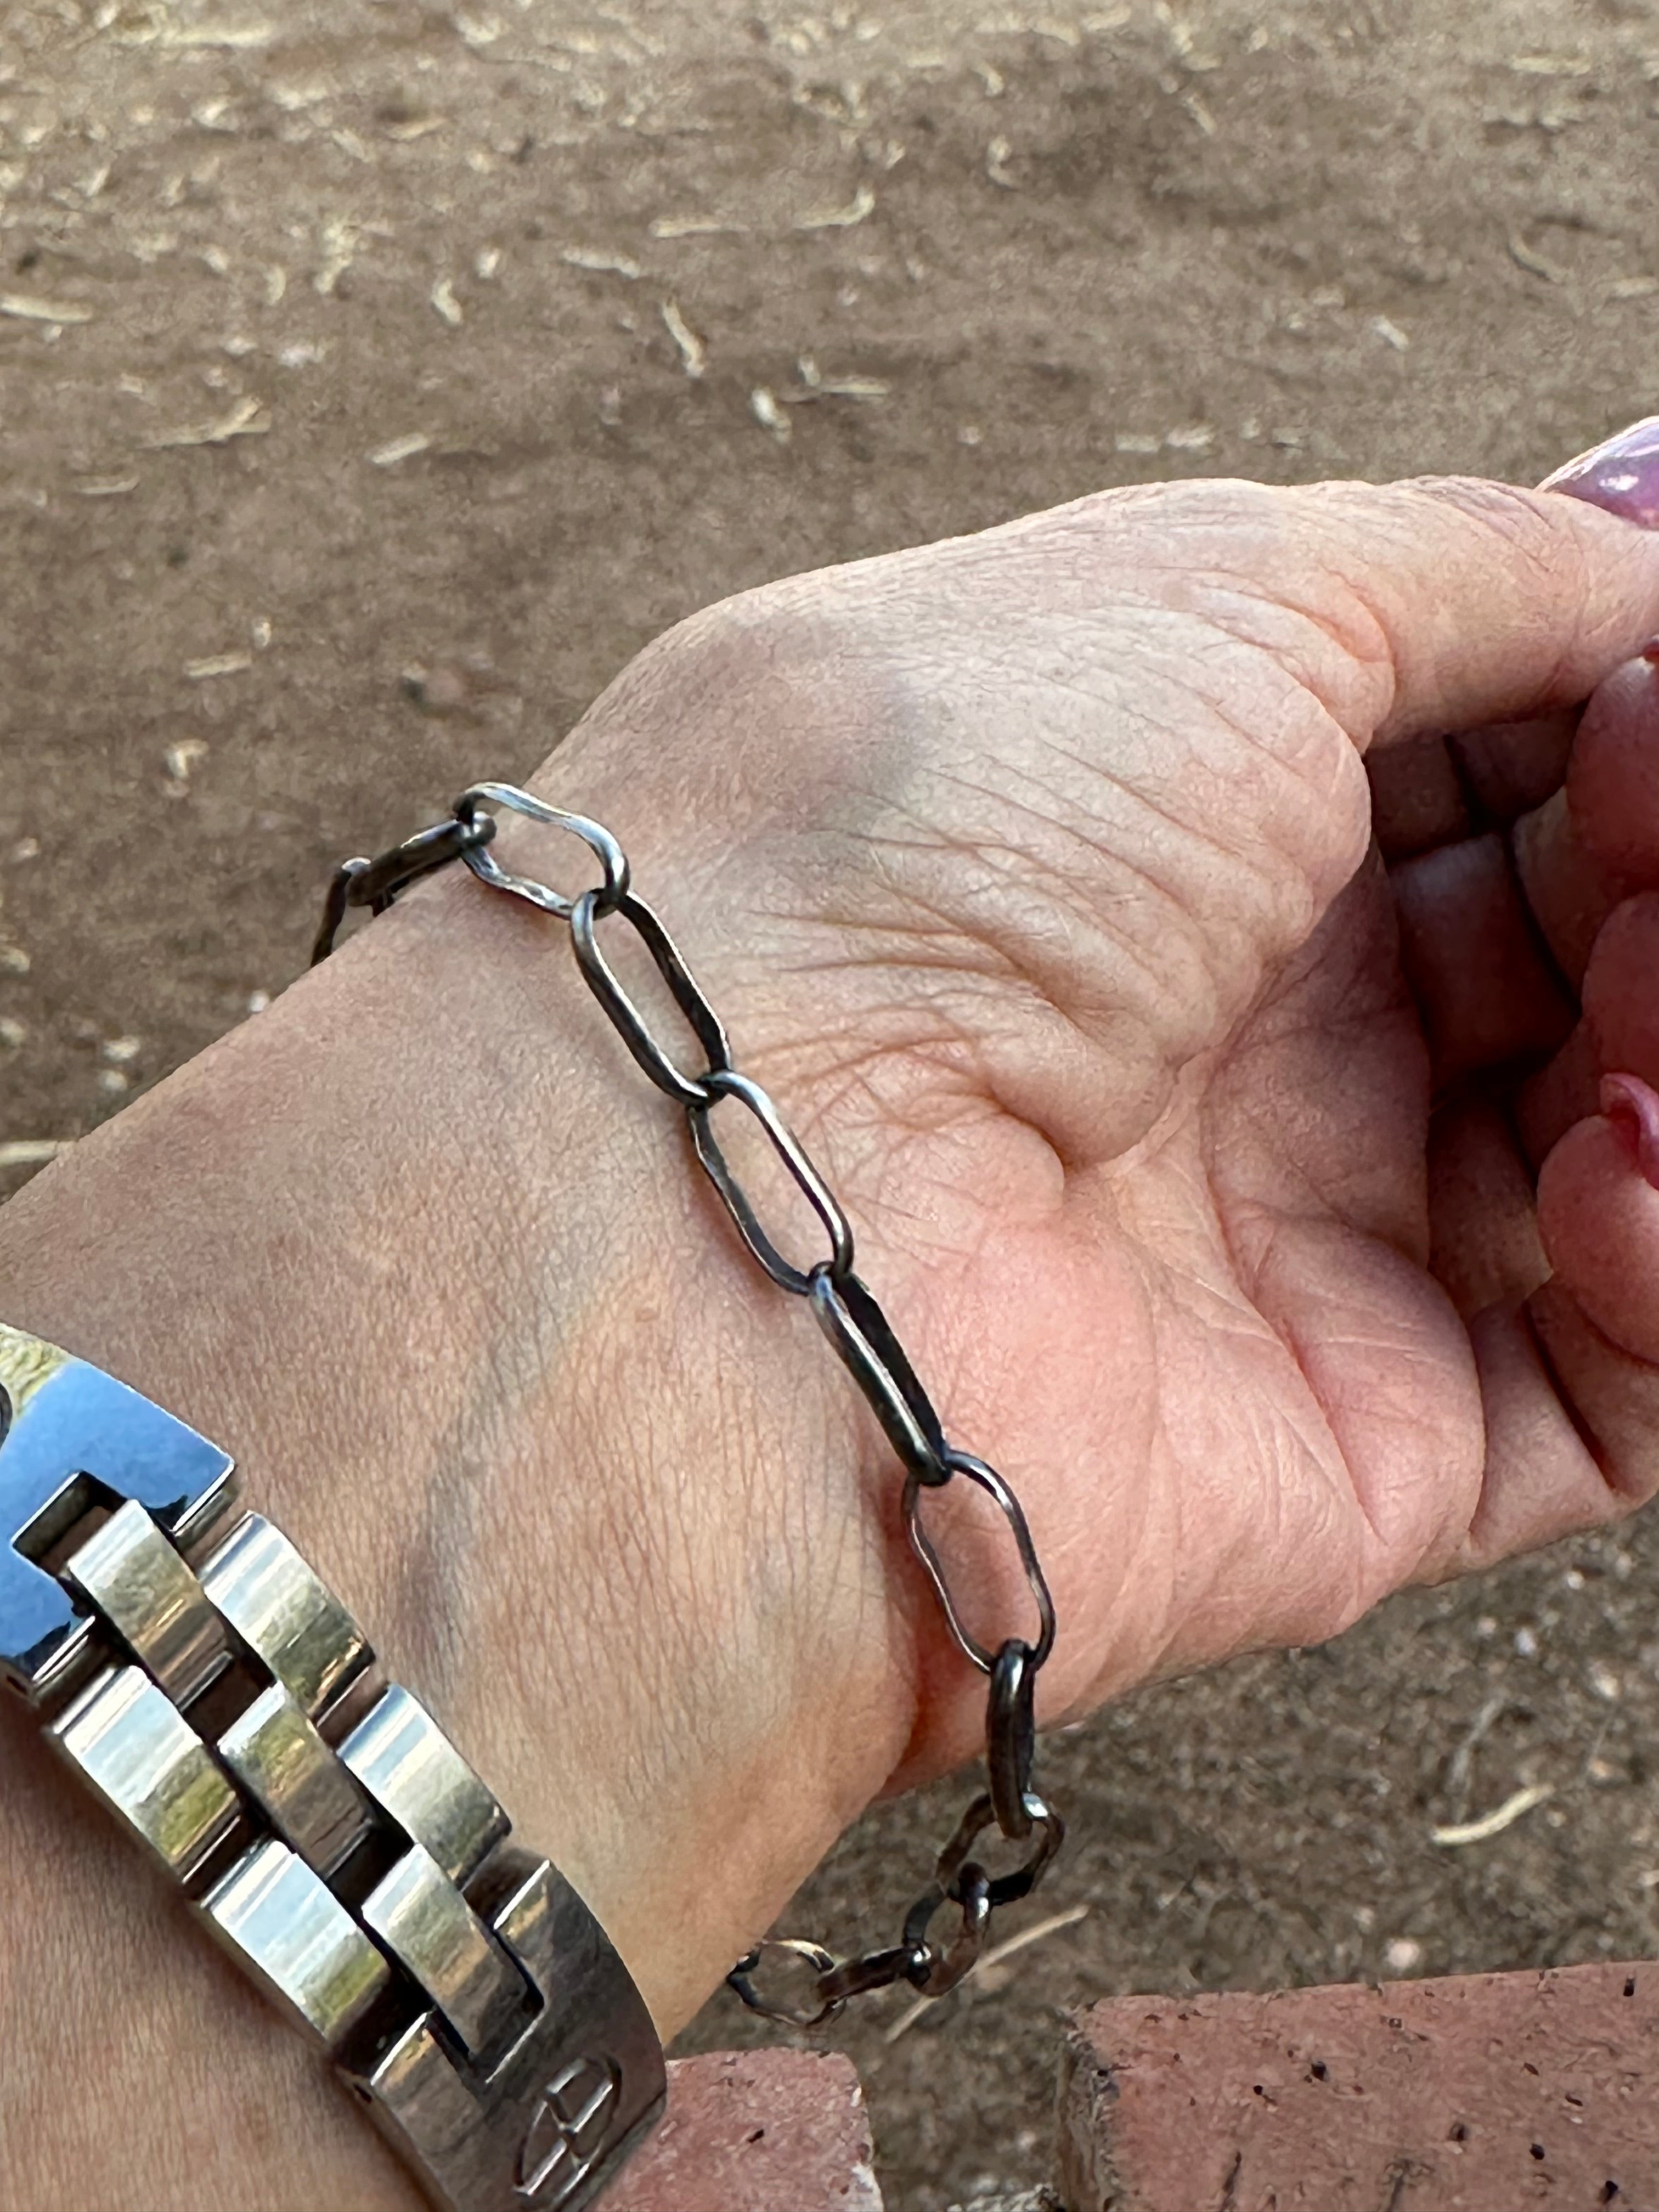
1346,485,1649,736
865,614,1343,957
936,817,1214,1046
849,907,1177,1177
1150,1291,1318,1654
739,888,1122,1182
1031,719,1305,909
1177,685,1374,902
1393,493,1609,727
1033,730,1331,1013
787,1059,1039,1277
1272,1252,1475,1576
1184,571,1397,747
859,816,1204,1065
782,731,1271,1149
1440,489,1595,698
1245,1066,1429,1272
1206,906,1432,1267
1177,1150,1387,1563
844,674,1352,1112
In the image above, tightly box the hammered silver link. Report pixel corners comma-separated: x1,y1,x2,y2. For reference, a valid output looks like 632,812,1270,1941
808,1265,950,1485
688,1069,855,1294
455,783,629,921
724,1938,842,2030
300,781,1065,2033
569,887,732,1108
900,1866,993,2000
904,1449,1058,1674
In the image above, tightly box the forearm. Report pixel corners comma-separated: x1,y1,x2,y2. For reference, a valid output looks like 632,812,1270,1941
0,841,915,2209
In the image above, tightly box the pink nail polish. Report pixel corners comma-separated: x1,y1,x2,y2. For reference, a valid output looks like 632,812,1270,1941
1601,1071,1659,1187
1540,416,1659,528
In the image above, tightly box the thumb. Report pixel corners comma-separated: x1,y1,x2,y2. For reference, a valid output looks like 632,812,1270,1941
1283,462,1659,747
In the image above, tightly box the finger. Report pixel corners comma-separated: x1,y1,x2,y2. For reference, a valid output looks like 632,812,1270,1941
1369,710,1579,865
1387,658,1659,1088
1511,892,1659,1167
1448,1288,1659,1571
1540,1080,1659,1359
1510,788,1612,990
1566,651,1659,887
1389,831,1576,1087
1085,462,1659,751
1605,1071,1659,1185
1447,710,1579,820
1510,656,1659,987
1585,891,1659,1077
1513,1019,1600,1176
1426,1091,1549,1321
1440,1071,1659,1574
1540,411,1659,527
1367,732,1469,860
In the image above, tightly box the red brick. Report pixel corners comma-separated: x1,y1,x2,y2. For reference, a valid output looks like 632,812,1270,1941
604,2049,883,2212
1060,1962,1659,2209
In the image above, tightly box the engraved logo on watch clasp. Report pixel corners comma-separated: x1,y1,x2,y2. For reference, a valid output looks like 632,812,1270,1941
514,2053,621,2203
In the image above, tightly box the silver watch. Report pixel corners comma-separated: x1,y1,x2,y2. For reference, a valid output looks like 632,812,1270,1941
0,1322,665,2211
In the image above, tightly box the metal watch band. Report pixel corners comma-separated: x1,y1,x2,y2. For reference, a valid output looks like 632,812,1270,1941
0,1321,665,2211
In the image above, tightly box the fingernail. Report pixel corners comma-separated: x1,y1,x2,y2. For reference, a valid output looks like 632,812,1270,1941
1601,1071,1659,1187
1539,416,1659,527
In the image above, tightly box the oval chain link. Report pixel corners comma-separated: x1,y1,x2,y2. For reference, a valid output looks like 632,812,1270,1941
687,1069,855,1294
310,783,1065,2029
905,1449,1057,1674
455,782,630,919
570,887,733,1109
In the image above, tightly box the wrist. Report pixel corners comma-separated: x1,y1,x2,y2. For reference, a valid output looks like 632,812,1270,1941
0,833,913,2204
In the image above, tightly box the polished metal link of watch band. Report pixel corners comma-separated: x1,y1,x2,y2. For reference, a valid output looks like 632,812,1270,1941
0,1323,665,2211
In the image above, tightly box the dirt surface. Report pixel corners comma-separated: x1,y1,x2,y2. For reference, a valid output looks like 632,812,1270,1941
3,1,1659,2205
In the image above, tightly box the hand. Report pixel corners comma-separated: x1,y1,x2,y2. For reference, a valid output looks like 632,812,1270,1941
528,454,1659,1788
4,450,1659,2210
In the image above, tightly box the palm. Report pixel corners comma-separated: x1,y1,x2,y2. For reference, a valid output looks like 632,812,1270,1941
1121,854,1459,1671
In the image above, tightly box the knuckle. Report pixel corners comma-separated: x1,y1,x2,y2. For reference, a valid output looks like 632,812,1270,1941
582,579,877,832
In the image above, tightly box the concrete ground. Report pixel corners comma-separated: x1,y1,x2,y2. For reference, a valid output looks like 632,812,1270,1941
2,1,1658,2204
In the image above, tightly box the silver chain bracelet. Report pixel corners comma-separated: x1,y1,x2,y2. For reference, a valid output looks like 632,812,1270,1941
311,781,1065,2032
